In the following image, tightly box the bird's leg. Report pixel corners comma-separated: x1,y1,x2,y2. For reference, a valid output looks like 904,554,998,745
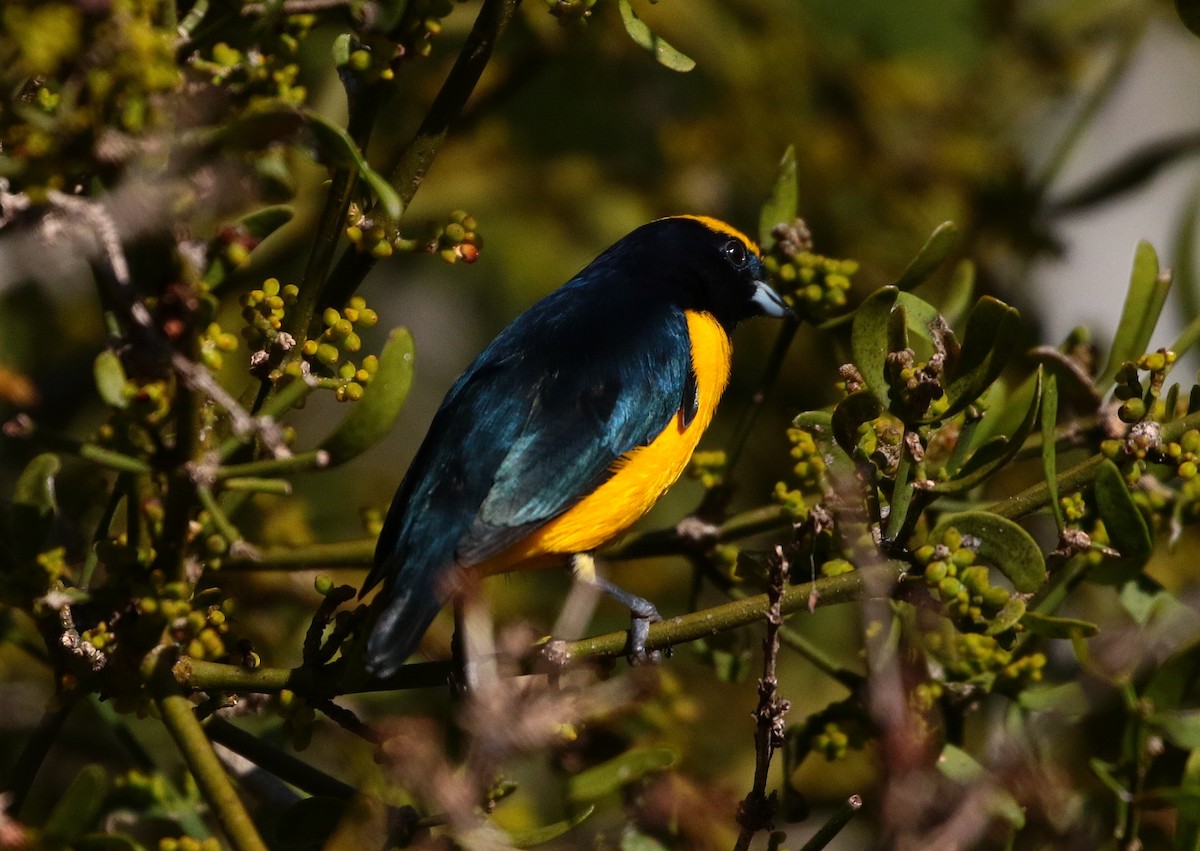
571,552,662,664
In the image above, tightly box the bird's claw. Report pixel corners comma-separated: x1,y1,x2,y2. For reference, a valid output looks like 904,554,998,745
625,603,662,666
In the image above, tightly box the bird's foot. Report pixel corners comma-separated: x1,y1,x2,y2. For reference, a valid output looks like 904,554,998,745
625,598,662,666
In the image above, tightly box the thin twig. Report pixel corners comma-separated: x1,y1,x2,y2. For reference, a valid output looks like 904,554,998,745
797,795,864,851
734,547,791,850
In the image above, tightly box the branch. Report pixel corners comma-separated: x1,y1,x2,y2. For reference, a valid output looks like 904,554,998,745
175,564,904,695
734,547,792,850
155,688,269,851
322,0,522,310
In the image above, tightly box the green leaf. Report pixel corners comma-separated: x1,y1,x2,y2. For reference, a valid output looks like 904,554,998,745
1151,710,1200,750
1052,133,1200,214
1177,748,1200,851
936,296,1022,422
305,113,403,219
239,204,295,241
1041,374,1064,531
1094,459,1152,561
332,33,353,67
831,389,882,458
617,0,696,72
893,222,959,292
938,259,976,329
932,368,1042,495
851,286,900,408
506,806,595,848
319,328,415,465
759,145,798,250
44,765,109,841
931,511,1045,593
1019,612,1099,640
14,453,60,516
936,745,1025,828
94,351,128,409
568,747,678,803
1146,639,1200,711
1096,240,1169,390
1180,0,1200,38
1017,681,1090,714
984,596,1026,636
1172,180,1200,356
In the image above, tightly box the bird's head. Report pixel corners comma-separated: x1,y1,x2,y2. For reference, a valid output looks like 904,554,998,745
602,216,793,330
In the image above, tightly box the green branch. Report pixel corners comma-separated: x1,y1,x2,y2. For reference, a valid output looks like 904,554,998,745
155,688,268,851
322,0,522,310
176,563,903,694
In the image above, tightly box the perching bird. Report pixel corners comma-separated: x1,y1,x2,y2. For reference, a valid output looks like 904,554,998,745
360,216,791,679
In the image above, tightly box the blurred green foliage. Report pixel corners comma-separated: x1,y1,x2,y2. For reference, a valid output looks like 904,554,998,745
5,0,1200,849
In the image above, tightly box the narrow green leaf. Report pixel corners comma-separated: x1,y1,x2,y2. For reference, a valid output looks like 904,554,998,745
936,296,1022,422
936,745,1025,828
893,222,959,292
507,806,595,848
568,747,678,803
44,765,109,841
1146,639,1200,711
239,204,294,241
1151,710,1200,750
94,351,128,409
332,33,353,67
1094,459,1152,560
305,112,403,219
1017,681,1090,714
1172,179,1200,356
1041,374,1064,531
1096,240,1169,390
938,259,976,329
932,368,1042,495
616,0,696,72
320,328,415,465
1052,133,1200,214
1019,611,1100,639
931,511,1045,593
1177,748,1200,851
759,145,798,250
850,286,900,408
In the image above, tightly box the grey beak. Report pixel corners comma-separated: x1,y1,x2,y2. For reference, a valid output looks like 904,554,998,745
750,279,794,319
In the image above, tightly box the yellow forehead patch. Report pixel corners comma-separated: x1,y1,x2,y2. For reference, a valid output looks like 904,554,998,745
674,215,761,257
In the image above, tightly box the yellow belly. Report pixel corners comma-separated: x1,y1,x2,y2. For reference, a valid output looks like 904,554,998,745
481,310,731,574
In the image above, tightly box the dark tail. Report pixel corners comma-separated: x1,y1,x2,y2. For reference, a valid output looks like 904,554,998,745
363,582,444,681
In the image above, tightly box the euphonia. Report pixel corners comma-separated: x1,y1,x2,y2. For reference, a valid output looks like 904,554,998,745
360,216,791,679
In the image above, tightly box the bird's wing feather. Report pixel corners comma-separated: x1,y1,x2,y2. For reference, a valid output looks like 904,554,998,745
362,284,693,598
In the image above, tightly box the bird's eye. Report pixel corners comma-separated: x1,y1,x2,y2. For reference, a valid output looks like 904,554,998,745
722,239,748,267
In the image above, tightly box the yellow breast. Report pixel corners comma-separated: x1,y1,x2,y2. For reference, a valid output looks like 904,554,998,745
481,310,731,574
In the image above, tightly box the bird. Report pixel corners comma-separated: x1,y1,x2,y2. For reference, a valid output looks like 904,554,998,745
359,215,791,679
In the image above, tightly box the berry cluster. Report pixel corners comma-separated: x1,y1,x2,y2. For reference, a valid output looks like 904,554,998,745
346,207,480,264
1113,349,1177,424
763,220,857,320
189,17,314,108
288,298,381,401
240,278,300,346
772,426,829,520
914,527,1012,631
923,629,1046,689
